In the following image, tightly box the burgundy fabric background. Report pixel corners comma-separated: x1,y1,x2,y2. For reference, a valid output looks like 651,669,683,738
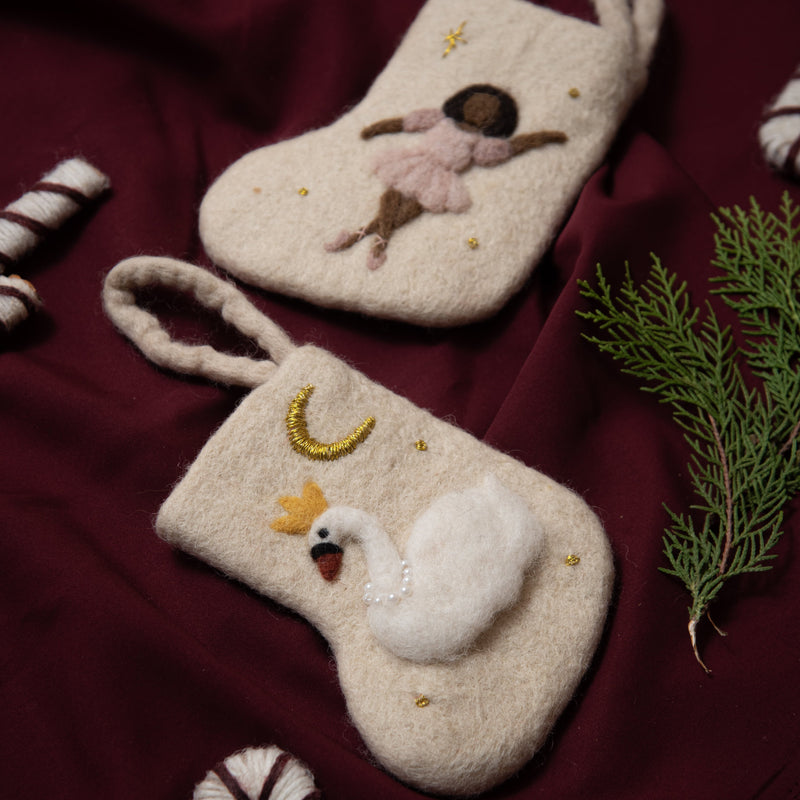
2,1,799,798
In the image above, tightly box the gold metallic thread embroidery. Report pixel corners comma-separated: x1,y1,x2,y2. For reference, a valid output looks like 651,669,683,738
442,21,467,57
415,694,431,707
286,384,376,461
415,440,428,451
565,554,581,566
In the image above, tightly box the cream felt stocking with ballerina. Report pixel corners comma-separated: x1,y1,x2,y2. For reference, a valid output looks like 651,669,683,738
199,0,663,326
103,255,614,796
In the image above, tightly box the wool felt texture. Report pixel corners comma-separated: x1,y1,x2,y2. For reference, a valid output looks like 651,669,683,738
760,64,800,179
199,0,663,326
103,255,613,796
5,3,800,799
193,746,321,800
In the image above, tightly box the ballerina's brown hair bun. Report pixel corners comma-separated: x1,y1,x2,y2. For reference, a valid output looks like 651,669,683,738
442,83,519,138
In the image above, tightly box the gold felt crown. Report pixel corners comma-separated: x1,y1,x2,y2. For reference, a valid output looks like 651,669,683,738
270,481,328,535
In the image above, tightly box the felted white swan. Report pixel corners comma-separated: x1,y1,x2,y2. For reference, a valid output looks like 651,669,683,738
306,474,544,663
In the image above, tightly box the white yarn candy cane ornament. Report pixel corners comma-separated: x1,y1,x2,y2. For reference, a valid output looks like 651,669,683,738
0,274,42,334
0,157,110,332
759,64,800,178
193,746,322,800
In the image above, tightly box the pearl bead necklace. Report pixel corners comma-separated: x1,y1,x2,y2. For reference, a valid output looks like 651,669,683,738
363,560,412,605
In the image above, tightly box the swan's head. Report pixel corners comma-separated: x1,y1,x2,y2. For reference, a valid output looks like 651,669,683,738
309,514,344,582
308,506,376,582
270,482,377,583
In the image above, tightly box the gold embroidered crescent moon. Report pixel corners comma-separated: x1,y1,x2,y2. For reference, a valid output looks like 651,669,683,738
286,384,376,461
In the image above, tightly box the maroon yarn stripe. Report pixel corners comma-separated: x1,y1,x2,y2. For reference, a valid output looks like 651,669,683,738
0,210,51,237
212,762,252,800
259,751,292,800
301,790,323,799
0,284,36,314
0,250,14,268
30,180,92,207
762,105,800,122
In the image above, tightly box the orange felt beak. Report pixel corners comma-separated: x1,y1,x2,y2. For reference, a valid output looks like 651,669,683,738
311,542,343,581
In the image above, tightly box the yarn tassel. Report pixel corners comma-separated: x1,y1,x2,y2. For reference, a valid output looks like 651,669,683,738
759,64,800,178
0,157,110,332
193,745,322,800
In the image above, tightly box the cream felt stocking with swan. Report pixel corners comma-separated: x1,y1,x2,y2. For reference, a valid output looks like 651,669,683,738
103,255,614,796
199,0,663,326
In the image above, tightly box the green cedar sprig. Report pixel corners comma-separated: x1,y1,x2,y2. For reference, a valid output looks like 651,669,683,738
576,193,800,672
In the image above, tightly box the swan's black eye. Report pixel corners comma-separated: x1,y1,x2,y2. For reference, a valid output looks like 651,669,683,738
318,528,329,539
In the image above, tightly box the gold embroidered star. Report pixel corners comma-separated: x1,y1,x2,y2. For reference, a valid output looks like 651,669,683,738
442,21,467,57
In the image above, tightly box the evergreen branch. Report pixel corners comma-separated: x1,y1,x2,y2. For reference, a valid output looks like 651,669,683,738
707,413,733,575
780,418,800,455
577,193,800,672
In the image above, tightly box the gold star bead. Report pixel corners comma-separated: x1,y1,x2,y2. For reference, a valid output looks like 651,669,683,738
568,87,581,98
467,237,479,249
565,554,581,566
415,440,428,451
298,187,309,196
415,694,431,708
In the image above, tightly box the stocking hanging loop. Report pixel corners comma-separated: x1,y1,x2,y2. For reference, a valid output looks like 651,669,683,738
103,256,295,388
593,0,663,79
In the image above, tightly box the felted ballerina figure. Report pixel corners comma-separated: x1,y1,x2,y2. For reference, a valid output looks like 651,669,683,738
325,83,567,270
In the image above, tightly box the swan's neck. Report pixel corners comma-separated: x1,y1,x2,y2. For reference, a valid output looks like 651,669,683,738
327,507,410,603
344,509,402,584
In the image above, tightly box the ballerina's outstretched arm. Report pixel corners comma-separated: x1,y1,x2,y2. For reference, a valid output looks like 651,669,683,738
361,108,445,140
361,118,405,139
510,130,568,155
